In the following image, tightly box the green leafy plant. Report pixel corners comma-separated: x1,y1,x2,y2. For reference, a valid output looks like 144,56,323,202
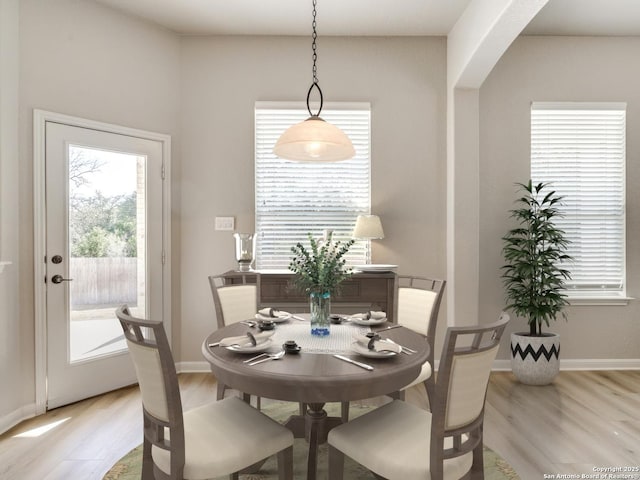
288,232,355,295
501,180,573,336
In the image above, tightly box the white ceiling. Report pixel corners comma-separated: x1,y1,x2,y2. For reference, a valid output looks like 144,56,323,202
92,0,640,37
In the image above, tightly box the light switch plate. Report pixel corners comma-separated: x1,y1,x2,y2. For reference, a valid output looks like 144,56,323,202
215,216,235,231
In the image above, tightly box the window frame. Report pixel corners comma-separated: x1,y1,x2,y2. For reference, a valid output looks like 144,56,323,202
530,101,631,305
254,101,372,271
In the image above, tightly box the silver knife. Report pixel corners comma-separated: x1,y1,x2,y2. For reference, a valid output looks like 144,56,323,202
248,356,274,366
333,354,374,371
378,324,403,331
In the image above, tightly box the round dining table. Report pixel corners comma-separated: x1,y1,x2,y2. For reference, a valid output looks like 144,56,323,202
201,320,430,480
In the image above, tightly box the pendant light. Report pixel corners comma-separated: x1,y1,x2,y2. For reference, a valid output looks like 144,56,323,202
273,0,355,163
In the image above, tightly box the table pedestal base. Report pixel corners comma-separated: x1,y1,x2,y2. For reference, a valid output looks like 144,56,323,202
283,403,343,480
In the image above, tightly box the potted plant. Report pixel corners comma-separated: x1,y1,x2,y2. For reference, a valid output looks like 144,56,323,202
289,232,354,336
501,180,572,385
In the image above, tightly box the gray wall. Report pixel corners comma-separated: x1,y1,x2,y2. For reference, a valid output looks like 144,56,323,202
5,1,449,421
5,0,639,432
178,35,447,361
4,0,180,419
479,36,640,361
0,0,21,430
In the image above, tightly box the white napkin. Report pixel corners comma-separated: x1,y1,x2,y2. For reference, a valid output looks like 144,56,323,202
354,333,402,353
220,330,274,347
349,311,387,321
257,307,291,319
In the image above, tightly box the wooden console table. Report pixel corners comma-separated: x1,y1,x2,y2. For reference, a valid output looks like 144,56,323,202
221,270,397,322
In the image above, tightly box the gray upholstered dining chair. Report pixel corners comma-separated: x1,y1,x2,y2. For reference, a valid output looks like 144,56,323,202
327,313,509,480
116,305,294,480
394,275,446,408
208,273,261,403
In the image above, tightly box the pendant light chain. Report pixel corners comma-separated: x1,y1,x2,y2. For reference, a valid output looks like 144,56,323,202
311,0,318,85
306,0,324,117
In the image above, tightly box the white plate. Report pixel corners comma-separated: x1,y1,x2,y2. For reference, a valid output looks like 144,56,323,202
255,313,291,323
348,316,387,326
354,264,398,273
225,338,274,353
351,341,397,358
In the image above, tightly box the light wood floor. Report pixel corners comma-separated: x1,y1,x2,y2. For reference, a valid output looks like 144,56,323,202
0,370,638,479
485,370,640,478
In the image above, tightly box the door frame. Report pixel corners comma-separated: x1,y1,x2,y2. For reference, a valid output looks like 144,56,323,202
33,109,172,414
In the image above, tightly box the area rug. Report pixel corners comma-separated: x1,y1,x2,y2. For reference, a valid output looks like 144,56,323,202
103,401,519,480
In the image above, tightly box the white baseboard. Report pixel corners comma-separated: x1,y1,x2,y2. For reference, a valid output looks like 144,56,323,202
0,403,37,436
177,361,211,373
493,358,640,371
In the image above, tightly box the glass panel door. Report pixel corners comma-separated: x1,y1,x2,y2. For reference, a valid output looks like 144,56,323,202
67,146,146,362
45,121,165,409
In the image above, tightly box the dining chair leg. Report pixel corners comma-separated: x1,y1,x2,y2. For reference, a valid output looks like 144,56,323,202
340,401,349,422
218,382,260,409
277,446,294,480
424,377,435,412
470,431,485,480
299,402,307,416
141,437,154,480
328,445,345,480
388,390,404,401
216,382,226,400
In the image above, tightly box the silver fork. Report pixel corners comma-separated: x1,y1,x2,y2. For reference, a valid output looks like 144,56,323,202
248,350,286,366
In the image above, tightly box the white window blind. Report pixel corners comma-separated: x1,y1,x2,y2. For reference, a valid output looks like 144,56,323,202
255,103,371,270
531,103,626,296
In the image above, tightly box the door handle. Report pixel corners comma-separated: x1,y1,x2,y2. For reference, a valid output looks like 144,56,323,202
51,274,73,284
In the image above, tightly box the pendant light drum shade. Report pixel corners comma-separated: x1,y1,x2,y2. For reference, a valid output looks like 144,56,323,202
274,115,356,162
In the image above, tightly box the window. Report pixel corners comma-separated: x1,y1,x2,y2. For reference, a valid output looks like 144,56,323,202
531,102,626,299
255,102,371,270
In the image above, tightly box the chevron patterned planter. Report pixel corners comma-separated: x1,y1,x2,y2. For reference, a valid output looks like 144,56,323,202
510,332,560,385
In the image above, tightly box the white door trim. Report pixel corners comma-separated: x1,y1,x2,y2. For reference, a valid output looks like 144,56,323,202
33,109,172,414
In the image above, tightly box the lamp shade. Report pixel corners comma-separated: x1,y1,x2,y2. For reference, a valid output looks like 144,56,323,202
273,116,355,162
353,215,385,239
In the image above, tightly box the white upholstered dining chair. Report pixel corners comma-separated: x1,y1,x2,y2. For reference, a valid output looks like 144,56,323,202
116,305,294,480
341,275,445,421
208,273,260,329
327,313,509,480
395,275,446,408
208,273,261,403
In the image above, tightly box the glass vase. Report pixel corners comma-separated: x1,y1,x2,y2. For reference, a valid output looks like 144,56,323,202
310,291,331,336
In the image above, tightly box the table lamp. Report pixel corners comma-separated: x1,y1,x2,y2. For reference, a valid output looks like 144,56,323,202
352,215,384,264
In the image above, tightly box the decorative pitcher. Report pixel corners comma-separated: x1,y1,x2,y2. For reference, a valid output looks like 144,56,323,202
233,233,255,272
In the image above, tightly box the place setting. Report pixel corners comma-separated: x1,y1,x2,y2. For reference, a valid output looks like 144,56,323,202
334,310,388,326
332,331,416,370
255,307,308,326
351,332,402,357
208,330,275,353
255,307,293,323
241,340,302,366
